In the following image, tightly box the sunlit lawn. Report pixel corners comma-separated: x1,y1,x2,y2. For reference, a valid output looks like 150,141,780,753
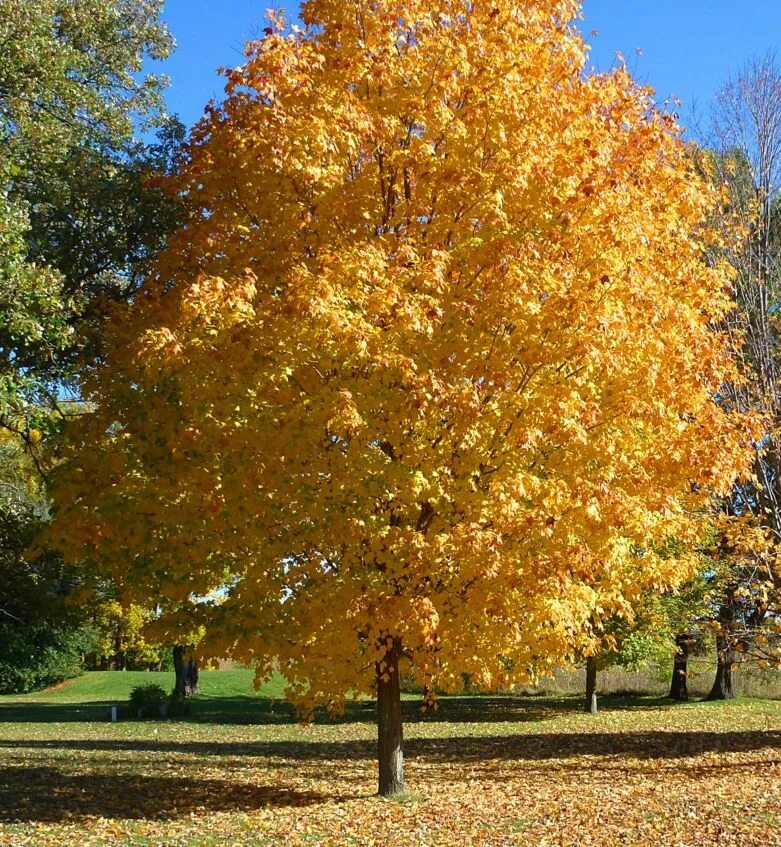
1,672,781,846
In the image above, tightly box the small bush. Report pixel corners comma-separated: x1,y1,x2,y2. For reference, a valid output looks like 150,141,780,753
128,683,168,718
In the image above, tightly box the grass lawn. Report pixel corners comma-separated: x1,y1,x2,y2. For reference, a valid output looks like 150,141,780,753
1,672,781,846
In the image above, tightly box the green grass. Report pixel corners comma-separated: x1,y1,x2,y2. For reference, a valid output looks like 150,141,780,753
4,668,781,725
2,668,287,702
0,669,291,723
0,669,688,725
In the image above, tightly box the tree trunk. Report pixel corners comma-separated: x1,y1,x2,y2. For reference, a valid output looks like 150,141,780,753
669,633,690,701
584,656,598,714
114,633,121,670
707,635,738,700
173,645,183,693
187,657,199,694
173,645,199,697
376,642,405,797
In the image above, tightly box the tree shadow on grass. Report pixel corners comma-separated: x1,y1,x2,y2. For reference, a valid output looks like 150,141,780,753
0,694,579,725
0,687,766,744
0,766,335,822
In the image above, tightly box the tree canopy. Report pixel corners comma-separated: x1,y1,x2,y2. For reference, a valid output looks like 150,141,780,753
48,0,753,793
0,0,180,436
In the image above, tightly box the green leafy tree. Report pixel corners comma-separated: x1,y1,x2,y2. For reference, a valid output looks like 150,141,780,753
0,1,183,691
583,563,713,711
0,0,182,438
0,431,90,692
582,602,674,714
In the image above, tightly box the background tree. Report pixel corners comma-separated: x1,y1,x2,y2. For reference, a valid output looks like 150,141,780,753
701,516,781,699
172,645,200,697
0,0,182,691
581,581,704,712
659,561,715,702
696,54,781,694
0,0,182,442
83,600,169,671
49,0,751,796
0,432,91,692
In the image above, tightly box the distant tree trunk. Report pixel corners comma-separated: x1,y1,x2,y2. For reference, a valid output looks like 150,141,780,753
584,657,598,714
187,656,199,693
707,634,738,700
114,631,125,670
173,645,199,697
708,591,739,701
669,633,690,701
377,641,405,797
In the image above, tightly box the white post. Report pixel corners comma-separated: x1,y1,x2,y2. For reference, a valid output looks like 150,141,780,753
110,705,117,723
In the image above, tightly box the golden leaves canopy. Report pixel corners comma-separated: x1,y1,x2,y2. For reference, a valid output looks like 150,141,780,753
50,0,751,708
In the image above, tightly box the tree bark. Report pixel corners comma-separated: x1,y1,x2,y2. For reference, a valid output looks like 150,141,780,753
173,645,199,697
707,635,738,700
669,633,690,701
114,631,125,670
173,645,185,695
377,642,405,797
584,656,598,714
185,658,199,697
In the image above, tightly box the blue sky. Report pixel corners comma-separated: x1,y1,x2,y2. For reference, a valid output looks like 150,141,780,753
152,1,781,131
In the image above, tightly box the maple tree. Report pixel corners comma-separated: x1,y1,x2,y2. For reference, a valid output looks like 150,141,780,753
48,0,752,795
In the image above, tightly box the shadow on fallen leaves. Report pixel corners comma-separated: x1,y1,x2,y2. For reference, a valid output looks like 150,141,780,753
3,729,781,764
2,729,781,823
0,767,335,822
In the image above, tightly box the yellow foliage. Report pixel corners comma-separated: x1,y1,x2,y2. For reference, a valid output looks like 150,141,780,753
48,0,752,712
88,601,167,669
